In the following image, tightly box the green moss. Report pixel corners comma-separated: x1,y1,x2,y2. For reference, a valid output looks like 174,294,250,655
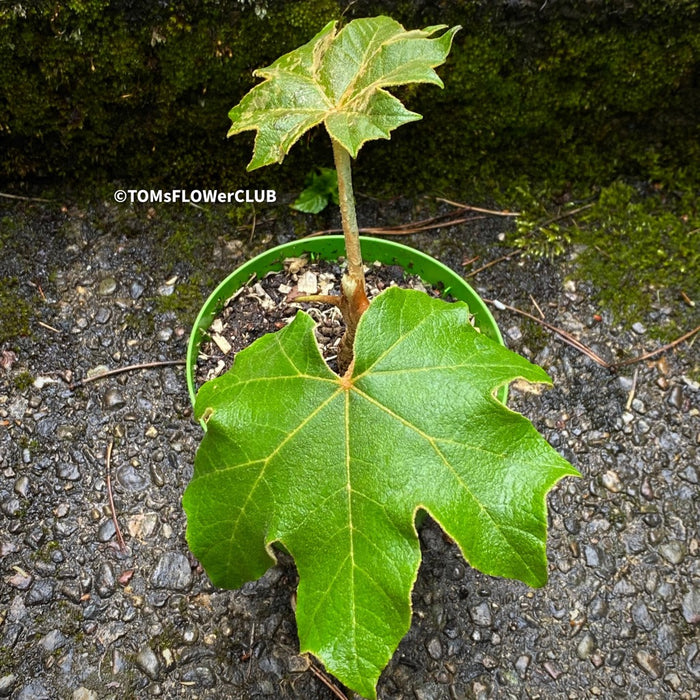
164,224,208,266
353,3,700,199
512,179,699,340
13,371,35,391
0,216,14,250
34,540,60,563
0,278,34,344
511,187,576,259
0,645,16,674
2,2,698,198
0,0,341,185
521,318,552,357
154,277,209,323
574,182,698,333
150,621,182,653
150,213,244,322
121,308,155,336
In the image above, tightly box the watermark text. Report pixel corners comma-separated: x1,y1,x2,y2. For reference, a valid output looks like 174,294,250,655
114,189,276,204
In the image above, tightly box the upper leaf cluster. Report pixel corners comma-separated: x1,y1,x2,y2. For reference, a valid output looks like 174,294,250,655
228,16,461,169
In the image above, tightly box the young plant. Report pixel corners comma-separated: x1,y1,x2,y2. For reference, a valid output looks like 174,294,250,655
291,166,339,214
183,16,579,699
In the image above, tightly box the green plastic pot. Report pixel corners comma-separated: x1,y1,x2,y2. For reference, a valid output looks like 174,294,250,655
186,235,507,408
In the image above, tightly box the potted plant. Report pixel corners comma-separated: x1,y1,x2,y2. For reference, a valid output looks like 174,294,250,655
183,16,578,700
184,235,509,406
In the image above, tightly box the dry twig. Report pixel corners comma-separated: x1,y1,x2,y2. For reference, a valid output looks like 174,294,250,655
105,439,127,553
488,302,700,372
245,624,256,681
0,191,53,203
248,203,257,244
38,320,61,334
308,662,348,700
611,325,700,369
305,195,515,239
680,290,695,308
625,367,639,410
485,299,610,367
529,294,546,320
306,198,504,240
306,216,475,239
534,202,596,228
70,359,185,390
435,197,521,217
465,250,522,278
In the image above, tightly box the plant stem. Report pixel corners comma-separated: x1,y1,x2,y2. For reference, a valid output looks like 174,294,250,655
332,138,365,285
331,138,369,373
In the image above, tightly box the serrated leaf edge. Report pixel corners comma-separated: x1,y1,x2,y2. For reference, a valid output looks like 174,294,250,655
227,17,461,168
188,289,579,698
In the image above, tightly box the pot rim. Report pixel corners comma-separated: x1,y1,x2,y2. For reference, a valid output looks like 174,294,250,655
186,235,506,407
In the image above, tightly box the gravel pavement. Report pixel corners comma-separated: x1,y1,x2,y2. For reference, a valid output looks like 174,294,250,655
0,196,698,699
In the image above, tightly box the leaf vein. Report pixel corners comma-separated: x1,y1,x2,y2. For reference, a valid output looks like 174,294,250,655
353,307,437,378
350,387,540,579
220,390,341,576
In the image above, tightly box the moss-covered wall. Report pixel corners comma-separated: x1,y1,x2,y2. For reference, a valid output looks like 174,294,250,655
348,0,700,195
0,0,339,186
1,0,698,195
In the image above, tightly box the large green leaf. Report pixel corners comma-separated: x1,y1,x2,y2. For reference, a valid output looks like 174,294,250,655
184,287,578,698
228,16,460,169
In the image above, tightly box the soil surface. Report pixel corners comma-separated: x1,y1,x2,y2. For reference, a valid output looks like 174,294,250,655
0,194,698,700
195,258,450,383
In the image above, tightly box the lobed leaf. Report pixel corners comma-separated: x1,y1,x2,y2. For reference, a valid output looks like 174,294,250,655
227,16,461,169
184,287,578,699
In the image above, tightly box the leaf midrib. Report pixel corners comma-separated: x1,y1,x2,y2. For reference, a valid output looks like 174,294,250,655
349,384,541,581
220,388,341,576
336,28,424,111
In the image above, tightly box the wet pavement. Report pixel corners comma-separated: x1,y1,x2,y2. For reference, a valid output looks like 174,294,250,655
0,194,698,699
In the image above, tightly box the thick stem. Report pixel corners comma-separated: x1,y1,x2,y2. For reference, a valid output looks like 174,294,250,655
331,138,369,373
332,138,365,286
